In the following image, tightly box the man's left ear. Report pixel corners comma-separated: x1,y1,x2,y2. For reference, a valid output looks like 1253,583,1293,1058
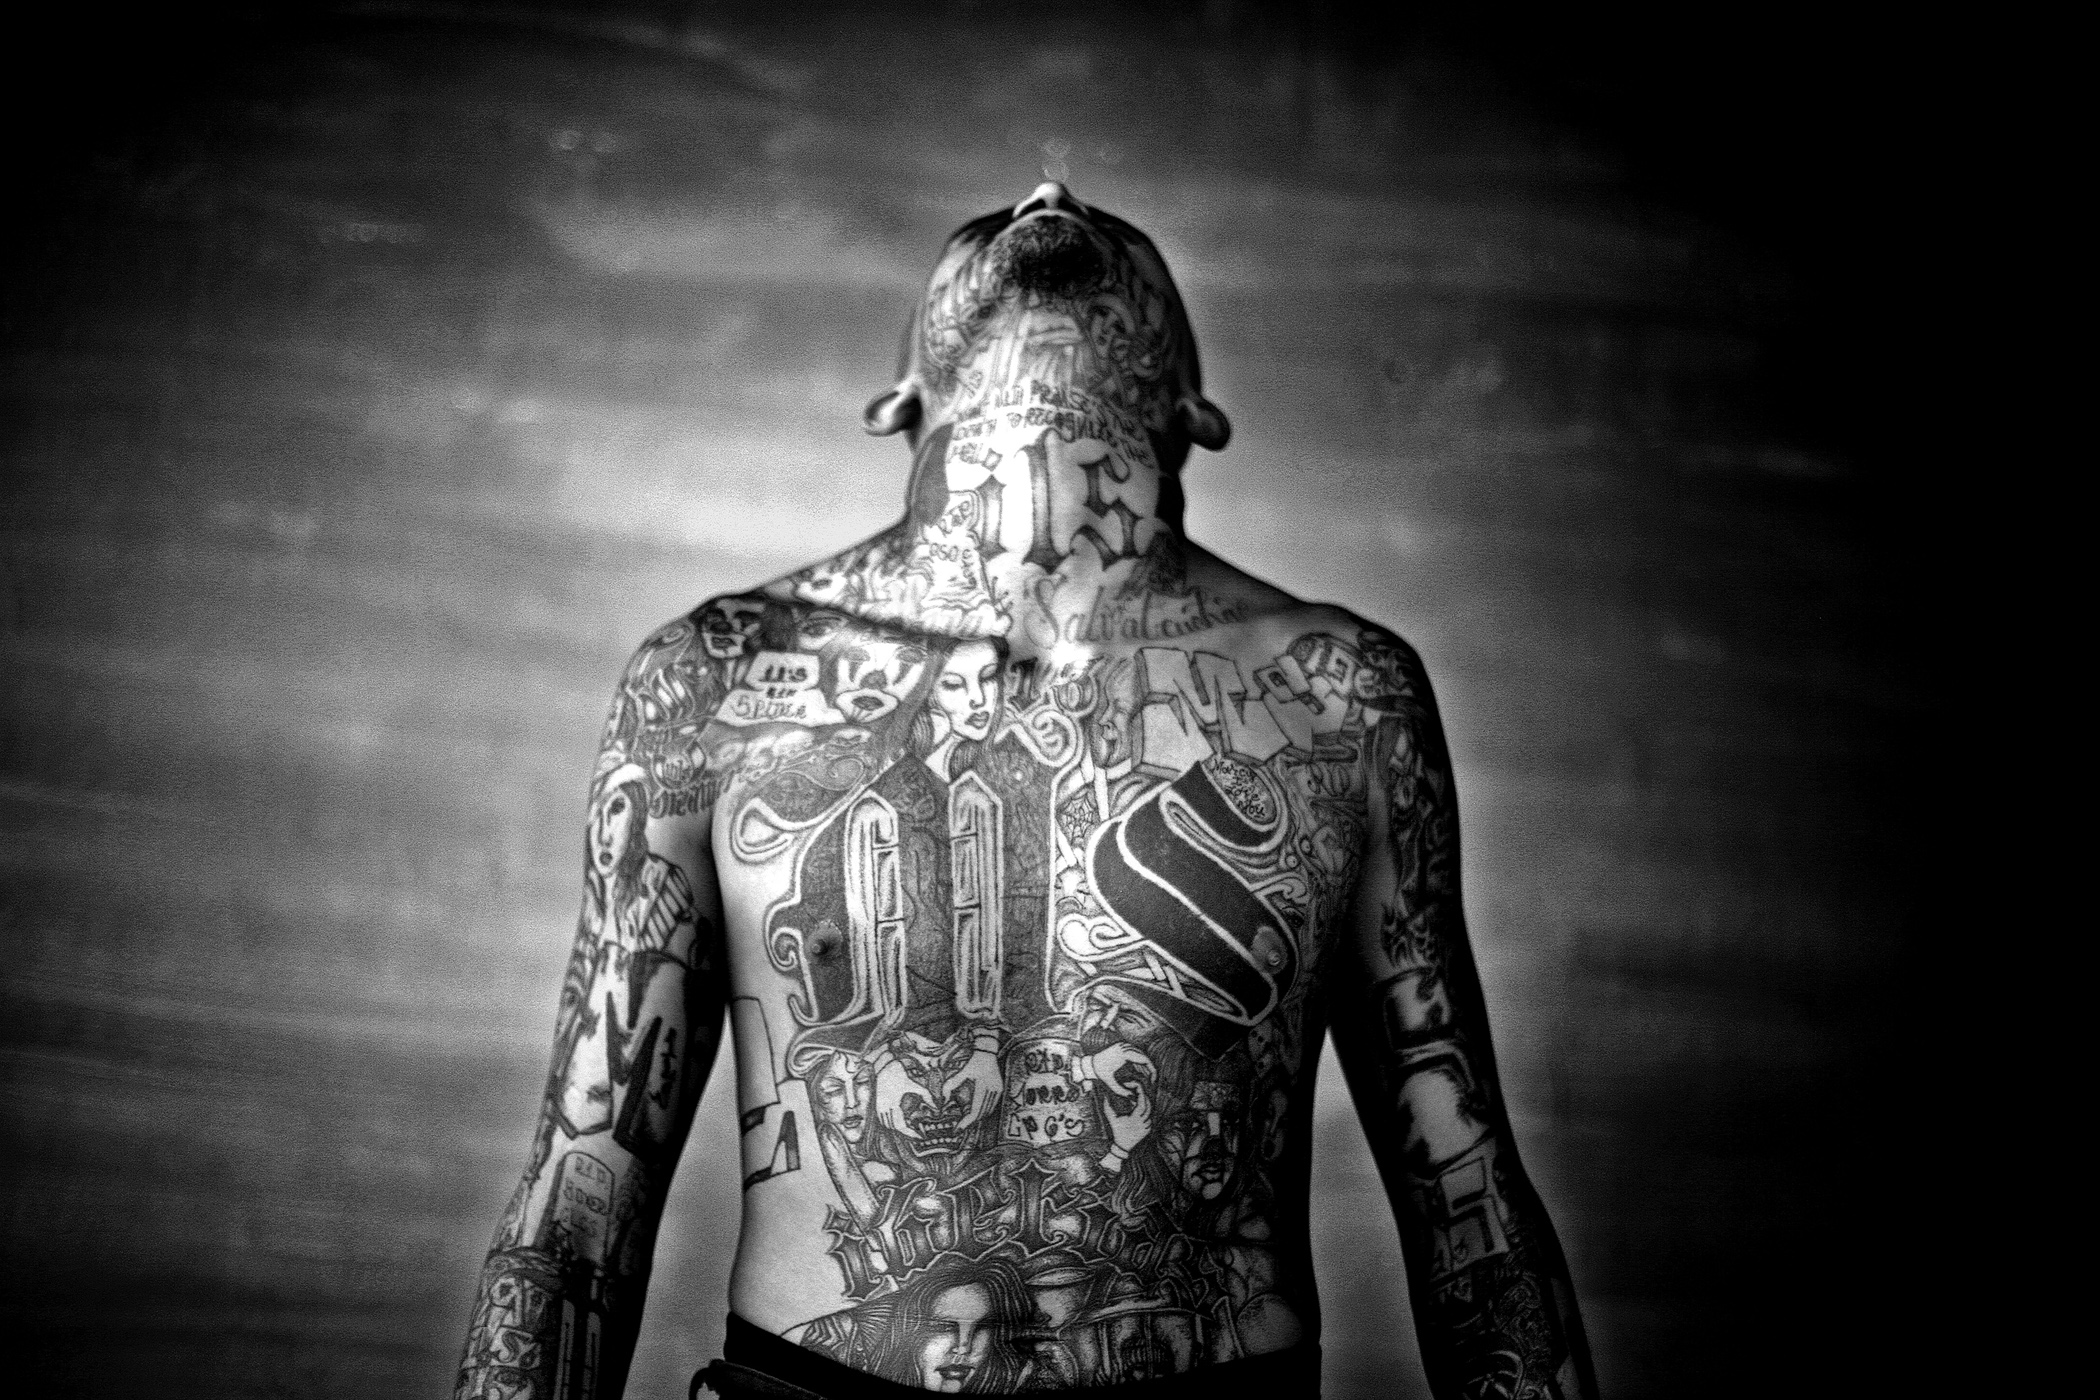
1178,394,1231,452
863,382,923,436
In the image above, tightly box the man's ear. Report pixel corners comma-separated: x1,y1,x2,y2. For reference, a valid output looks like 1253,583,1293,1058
863,383,922,437
1178,394,1231,452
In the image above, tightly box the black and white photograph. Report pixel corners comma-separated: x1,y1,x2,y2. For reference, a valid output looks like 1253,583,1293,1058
2,5,1937,1397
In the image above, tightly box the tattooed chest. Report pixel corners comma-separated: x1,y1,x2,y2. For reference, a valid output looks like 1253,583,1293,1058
686,611,1400,1360
714,635,1378,1072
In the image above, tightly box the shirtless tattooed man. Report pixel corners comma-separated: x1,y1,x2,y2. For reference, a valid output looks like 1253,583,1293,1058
455,183,1599,1400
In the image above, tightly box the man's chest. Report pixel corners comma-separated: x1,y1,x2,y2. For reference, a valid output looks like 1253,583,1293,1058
705,641,1379,1061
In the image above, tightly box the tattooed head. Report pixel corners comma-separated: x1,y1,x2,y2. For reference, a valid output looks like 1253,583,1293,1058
863,183,1229,468
809,1049,874,1147
910,639,1004,768
1164,1077,1246,1202
834,637,930,725
931,640,1001,743
695,596,764,661
586,765,650,894
869,1024,1003,1176
813,1253,1035,1393
1247,1014,1303,1081
1110,1036,1250,1220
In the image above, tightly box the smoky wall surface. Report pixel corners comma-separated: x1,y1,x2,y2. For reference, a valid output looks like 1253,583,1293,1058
1,5,1923,1397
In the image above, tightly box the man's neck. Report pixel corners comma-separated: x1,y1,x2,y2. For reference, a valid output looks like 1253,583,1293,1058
890,307,1189,654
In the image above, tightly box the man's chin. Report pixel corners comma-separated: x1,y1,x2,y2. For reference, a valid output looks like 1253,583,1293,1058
993,215,1106,298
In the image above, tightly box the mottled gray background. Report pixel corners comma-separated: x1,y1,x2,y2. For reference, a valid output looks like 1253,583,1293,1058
1,4,1929,1397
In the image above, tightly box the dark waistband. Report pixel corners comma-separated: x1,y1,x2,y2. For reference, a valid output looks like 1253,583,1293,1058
718,1313,1320,1400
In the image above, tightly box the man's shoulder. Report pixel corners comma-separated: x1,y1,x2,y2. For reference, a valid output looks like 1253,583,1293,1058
1240,598,1399,651
602,588,804,740
1188,566,1422,686
1180,547,1384,635
617,593,767,680
1282,604,1430,694
1171,574,1449,777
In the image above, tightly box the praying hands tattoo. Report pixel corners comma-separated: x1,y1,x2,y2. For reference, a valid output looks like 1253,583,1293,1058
457,182,1596,1399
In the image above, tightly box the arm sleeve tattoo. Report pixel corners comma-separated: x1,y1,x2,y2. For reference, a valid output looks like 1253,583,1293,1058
454,615,731,1400
1332,631,1598,1400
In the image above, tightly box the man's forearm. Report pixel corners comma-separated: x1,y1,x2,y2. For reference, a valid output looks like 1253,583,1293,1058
454,1058,680,1400
456,892,720,1397
455,1223,654,1400
1368,967,1598,1400
1402,1137,1597,1400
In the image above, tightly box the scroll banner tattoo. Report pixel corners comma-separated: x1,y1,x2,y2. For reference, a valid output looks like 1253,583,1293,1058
1085,756,1297,1057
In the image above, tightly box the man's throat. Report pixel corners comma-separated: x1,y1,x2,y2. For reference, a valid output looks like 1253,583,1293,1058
890,360,1186,647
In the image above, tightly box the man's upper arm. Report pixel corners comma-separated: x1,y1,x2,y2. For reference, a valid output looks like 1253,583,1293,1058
501,610,736,1238
1332,630,1510,1219
579,609,736,1134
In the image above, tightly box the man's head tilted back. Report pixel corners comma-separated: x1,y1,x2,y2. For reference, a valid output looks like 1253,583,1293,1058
862,182,1231,472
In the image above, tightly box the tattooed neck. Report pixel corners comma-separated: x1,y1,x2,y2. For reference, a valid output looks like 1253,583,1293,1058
908,309,1187,641
815,185,1228,652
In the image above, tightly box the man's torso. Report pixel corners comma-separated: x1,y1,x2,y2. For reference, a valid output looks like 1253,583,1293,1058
601,543,1411,1390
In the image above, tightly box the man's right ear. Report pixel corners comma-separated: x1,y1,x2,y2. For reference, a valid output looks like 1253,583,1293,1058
863,383,923,436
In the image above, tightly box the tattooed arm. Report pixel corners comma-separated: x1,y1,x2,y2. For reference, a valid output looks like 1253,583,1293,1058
456,622,731,1400
1329,632,1598,1400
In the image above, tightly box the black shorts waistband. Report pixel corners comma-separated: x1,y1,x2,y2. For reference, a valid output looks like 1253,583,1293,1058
712,1312,1321,1399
